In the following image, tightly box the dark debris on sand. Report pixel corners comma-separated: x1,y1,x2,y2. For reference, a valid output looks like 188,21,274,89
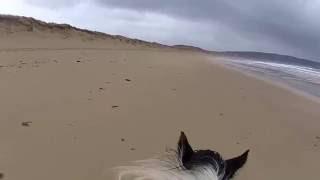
125,78,131,82
121,138,125,142
21,121,32,127
112,105,119,109
0,173,3,179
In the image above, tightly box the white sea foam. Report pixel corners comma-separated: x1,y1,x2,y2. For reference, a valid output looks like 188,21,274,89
218,58,320,99
226,59,320,84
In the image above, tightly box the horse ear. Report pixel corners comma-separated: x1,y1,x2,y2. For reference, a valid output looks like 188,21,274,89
224,150,249,179
177,131,194,166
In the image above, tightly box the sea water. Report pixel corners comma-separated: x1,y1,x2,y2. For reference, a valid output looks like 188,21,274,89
219,57,320,99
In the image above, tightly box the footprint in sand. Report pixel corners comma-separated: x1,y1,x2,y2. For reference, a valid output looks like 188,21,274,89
314,136,320,148
112,105,119,109
19,60,27,65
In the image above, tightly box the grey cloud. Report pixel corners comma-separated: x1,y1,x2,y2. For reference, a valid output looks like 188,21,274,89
95,0,320,61
24,0,320,61
27,0,82,8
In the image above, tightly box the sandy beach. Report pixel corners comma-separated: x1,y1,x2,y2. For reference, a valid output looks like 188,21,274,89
0,16,320,180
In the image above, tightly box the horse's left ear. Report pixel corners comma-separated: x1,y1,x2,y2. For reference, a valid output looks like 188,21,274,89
177,131,194,167
224,150,249,179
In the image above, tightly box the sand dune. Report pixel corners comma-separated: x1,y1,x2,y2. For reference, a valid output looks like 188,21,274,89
0,15,320,180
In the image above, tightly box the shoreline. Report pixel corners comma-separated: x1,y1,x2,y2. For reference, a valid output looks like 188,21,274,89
208,56,320,105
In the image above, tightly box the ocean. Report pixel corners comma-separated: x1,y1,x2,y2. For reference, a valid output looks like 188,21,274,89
216,55,320,100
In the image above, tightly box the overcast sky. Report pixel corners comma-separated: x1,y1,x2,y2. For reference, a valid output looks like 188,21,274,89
1,0,320,61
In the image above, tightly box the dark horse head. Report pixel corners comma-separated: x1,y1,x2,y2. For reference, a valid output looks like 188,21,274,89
177,131,249,180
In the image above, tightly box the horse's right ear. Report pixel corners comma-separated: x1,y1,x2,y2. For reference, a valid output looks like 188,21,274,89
224,149,249,179
177,131,194,166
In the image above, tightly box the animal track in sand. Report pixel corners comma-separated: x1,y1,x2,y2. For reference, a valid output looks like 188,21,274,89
4,58,59,70
314,136,320,149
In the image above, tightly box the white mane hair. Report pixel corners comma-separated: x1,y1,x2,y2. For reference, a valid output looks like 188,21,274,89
114,149,220,180
113,132,249,180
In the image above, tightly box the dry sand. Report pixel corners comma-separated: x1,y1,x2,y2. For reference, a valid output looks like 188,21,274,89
0,15,320,180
